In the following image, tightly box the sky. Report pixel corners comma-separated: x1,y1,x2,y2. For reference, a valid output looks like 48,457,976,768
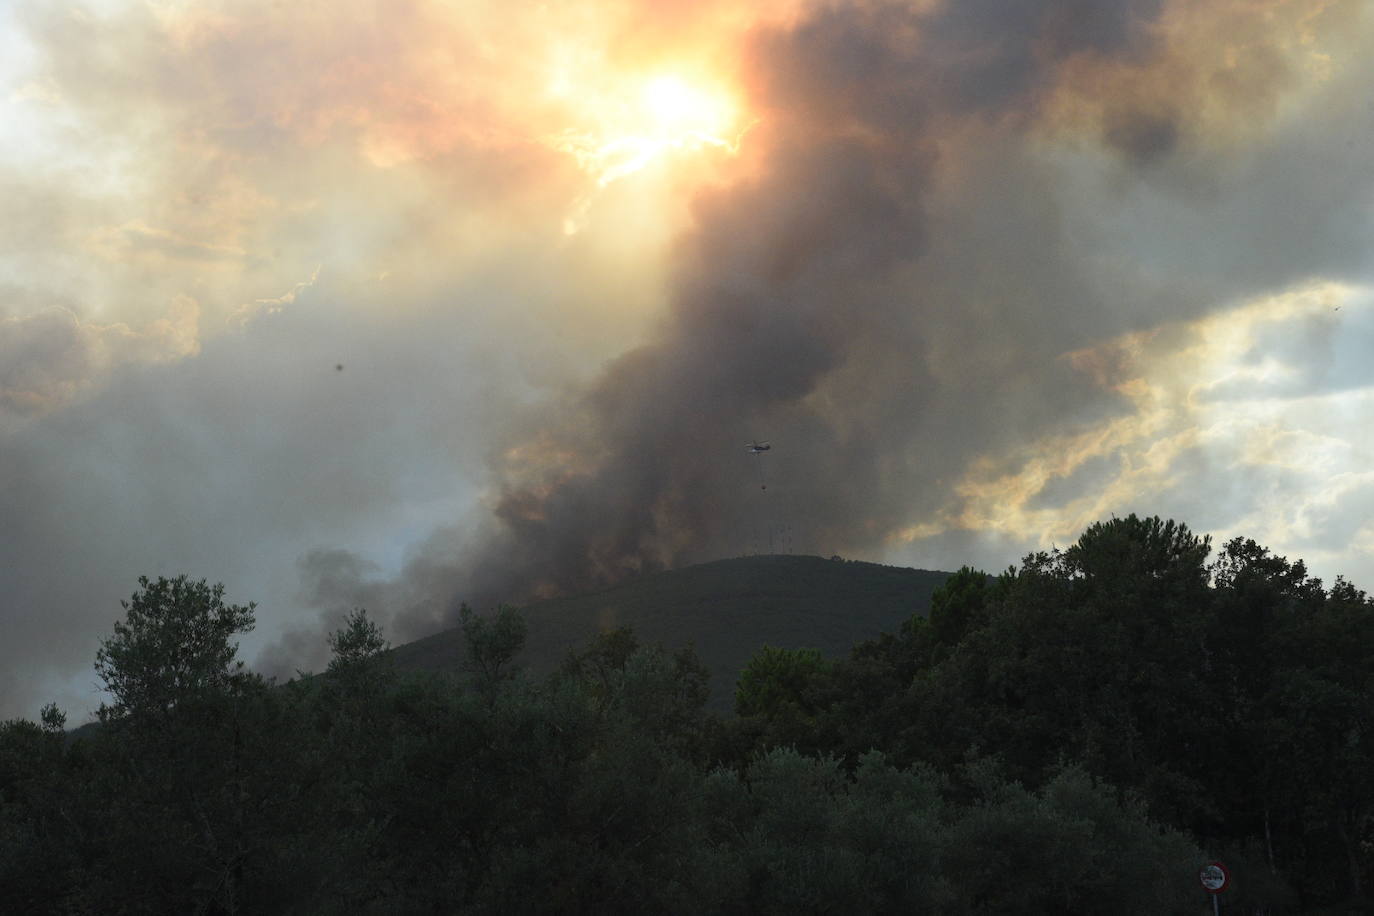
2,0,1372,723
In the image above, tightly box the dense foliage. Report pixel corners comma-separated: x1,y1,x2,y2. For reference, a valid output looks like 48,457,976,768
2,516,1371,913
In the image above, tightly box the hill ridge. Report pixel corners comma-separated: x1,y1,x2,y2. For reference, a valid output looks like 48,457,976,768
390,554,955,710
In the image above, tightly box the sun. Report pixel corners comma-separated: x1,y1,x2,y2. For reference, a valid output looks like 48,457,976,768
550,70,748,190
641,75,735,139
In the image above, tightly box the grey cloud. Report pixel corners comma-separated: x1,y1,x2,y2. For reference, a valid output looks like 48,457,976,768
1139,445,1272,535
0,302,198,416
0,270,537,720
0,308,94,414
920,0,1162,113
1026,454,1123,513
1192,308,1374,403
1290,479,1374,554
1102,108,1179,165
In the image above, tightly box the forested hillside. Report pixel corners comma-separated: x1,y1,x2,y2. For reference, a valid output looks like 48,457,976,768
2,515,1371,913
391,554,953,711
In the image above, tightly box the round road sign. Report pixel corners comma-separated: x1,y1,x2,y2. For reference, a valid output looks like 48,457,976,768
1199,861,1230,894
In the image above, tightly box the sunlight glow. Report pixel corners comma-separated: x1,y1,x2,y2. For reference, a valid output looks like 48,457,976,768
551,71,747,193
642,76,731,135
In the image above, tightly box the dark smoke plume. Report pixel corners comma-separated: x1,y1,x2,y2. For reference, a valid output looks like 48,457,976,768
448,0,1169,596
283,0,1333,652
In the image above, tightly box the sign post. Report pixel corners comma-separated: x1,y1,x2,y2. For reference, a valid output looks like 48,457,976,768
1199,861,1230,915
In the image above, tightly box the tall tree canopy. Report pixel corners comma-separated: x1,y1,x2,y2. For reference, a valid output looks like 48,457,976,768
94,575,256,722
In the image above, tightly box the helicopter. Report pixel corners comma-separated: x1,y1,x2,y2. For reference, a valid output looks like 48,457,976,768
745,441,771,490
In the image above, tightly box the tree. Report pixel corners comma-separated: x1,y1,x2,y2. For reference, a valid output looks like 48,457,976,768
327,608,389,671
459,603,528,688
905,517,1221,809
326,608,393,699
87,575,269,914
1064,514,1211,590
925,565,995,655
560,626,641,705
0,711,83,913
943,761,1201,914
94,575,256,722
735,645,830,720
38,702,65,735
1246,575,1374,906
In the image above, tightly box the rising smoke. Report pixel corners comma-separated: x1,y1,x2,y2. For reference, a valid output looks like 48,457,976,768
287,0,1296,650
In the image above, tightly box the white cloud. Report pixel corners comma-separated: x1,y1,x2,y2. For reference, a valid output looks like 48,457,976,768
895,282,1374,587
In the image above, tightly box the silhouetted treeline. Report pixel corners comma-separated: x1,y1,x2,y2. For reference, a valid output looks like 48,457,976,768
2,515,1370,913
